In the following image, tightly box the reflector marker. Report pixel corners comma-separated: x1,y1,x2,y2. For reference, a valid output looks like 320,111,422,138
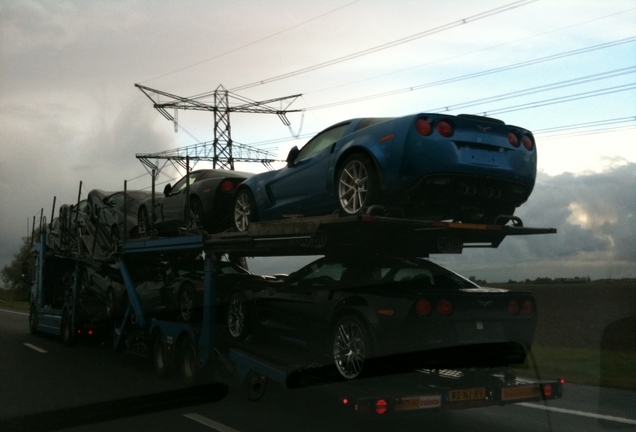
24,343,47,353
517,403,636,425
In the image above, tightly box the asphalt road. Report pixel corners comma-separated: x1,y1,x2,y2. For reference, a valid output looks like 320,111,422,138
1,307,635,432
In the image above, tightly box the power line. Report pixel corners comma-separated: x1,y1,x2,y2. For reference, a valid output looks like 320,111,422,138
534,116,636,134
139,0,362,84
303,37,636,111
229,0,538,92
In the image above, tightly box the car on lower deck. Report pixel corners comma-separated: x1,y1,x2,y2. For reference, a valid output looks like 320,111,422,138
233,113,536,231
225,254,537,379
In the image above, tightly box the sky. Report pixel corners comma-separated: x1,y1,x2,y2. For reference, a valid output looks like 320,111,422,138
1,0,634,282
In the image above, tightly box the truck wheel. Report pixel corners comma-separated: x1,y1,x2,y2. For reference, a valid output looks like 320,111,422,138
61,309,74,347
337,154,379,215
332,315,370,379
179,336,200,386
29,304,38,334
153,333,172,378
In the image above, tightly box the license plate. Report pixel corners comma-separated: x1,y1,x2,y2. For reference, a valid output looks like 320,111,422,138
449,387,486,402
501,385,541,401
395,395,442,411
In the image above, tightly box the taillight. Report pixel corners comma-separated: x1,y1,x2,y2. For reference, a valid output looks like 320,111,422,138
376,399,388,415
437,299,453,316
415,299,432,317
436,120,454,137
508,131,520,147
508,299,519,315
522,134,534,151
541,384,553,398
415,118,432,136
522,300,534,316
221,180,234,192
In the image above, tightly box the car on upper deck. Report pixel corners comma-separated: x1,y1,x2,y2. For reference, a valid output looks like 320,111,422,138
233,113,536,231
138,169,252,236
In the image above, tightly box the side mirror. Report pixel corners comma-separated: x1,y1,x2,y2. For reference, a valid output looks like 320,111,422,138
286,146,300,167
163,183,172,197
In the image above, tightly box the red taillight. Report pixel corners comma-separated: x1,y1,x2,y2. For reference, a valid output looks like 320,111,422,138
436,120,454,137
221,181,234,192
415,299,432,317
508,131,520,147
342,398,349,405
542,384,553,398
376,399,388,415
522,134,534,151
437,299,453,316
88,330,94,335
522,300,534,316
415,118,432,136
508,299,520,315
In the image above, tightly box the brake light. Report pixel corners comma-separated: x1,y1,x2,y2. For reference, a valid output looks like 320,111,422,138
508,299,520,315
542,384,553,398
437,299,453,316
415,118,432,136
508,131,520,147
522,300,534,316
376,399,388,415
436,120,454,137
342,398,349,405
522,134,534,151
415,299,432,317
221,181,234,192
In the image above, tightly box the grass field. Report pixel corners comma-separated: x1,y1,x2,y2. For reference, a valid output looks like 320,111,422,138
0,289,29,310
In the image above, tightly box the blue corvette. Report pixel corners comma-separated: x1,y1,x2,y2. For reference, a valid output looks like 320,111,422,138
233,113,536,231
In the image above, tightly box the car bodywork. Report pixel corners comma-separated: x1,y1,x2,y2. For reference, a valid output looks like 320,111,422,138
138,169,251,236
227,255,537,379
234,114,536,228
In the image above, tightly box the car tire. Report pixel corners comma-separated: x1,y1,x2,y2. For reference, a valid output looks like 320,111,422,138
227,292,249,341
179,336,200,386
61,309,74,347
138,206,151,237
337,154,379,215
187,197,205,232
332,315,370,380
233,189,258,232
153,333,172,378
179,283,197,323
29,304,38,335
106,288,116,319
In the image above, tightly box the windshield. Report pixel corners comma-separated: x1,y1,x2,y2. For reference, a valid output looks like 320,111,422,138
1,2,634,432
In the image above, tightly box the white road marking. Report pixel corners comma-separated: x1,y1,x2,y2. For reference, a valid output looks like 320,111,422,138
24,343,48,353
517,402,636,425
184,413,242,432
0,308,29,316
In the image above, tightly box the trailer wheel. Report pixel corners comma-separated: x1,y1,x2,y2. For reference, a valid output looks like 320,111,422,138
29,304,38,334
179,336,200,386
152,333,172,378
61,309,74,347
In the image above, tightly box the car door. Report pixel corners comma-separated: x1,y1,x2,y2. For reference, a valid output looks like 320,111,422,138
265,123,351,217
264,259,345,349
158,172,202,229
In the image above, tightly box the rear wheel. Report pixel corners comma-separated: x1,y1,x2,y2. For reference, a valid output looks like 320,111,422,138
227,292,249,341
61,309,74,347
332,315,370,379
179,283,197,323
138,206,151,237
233,189,257,232
153,333,172,378
29,304,38,334
179,336,200,386
337,154,379,215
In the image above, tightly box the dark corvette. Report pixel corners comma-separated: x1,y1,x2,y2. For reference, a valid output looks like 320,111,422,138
226,255,537,379
137,169,251,236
